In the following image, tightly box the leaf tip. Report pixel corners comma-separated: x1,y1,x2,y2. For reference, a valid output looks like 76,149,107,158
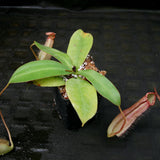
81,123,85,127
33,41,39,47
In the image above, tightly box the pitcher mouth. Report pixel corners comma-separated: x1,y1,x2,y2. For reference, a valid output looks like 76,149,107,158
146,92,156,106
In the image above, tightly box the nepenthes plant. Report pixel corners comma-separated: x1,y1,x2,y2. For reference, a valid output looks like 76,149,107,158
0,29,122,127
0,29,160,155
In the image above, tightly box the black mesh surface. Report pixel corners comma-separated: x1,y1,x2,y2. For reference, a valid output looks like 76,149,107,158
0,7,160,160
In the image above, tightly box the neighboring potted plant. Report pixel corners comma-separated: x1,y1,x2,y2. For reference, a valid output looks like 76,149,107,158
0,29,122,128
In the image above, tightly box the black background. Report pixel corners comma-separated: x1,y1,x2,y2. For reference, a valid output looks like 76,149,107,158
0,2,160,160
0,0,160,10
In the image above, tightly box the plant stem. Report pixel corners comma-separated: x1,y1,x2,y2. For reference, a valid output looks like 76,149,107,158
0,111,13,148
0,83,10,96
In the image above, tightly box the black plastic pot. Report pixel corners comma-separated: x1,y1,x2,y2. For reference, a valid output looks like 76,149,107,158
55,88,82,130
55,87,102,130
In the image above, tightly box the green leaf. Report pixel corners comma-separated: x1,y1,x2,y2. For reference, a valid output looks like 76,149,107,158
79,70,121,107
34,41,73,69
66,78,97,126
67,29,93,69
9,60,72,83
33,76,65,87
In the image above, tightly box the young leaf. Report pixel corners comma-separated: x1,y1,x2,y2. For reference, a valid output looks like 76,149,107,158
66,78,97,126
34,41,73,69
9,60,72,83
79,69,121,107
67,29,93,69
33,76,65,87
